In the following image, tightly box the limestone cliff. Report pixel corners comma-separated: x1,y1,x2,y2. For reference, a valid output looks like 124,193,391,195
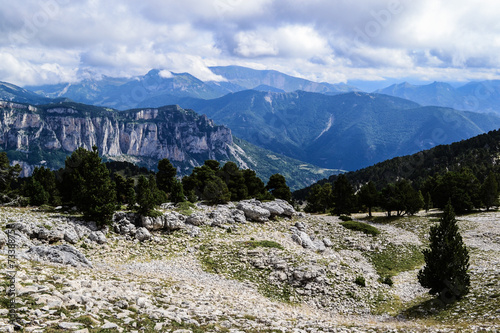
0,101,233,174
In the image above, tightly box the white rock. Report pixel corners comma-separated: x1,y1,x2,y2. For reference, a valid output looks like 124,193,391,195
59,322,85,330
237,200,270,222
88,231,107,244
25,244,93,268
141,215,164,231
260,201,285,216
135,227,151,242
291,231,316,249
186,212,207,226
64,227,80,244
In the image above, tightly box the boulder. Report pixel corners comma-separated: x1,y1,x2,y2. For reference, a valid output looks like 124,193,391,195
274,199,296,217
164,212,185,231
231,209,246,223
209,206,234,226
141,215,164,231
260,201,285,216
25,244,93,268
323,238,333,247
291,230,316,249
64,227,80,244
5,230,33,248
114,220,137,236
5,222,35,237
36,227,64,243
294,221,306,231
74,224,91,239
135,227,151,242
237,200,271,222
313,239,326,252
186,212,208,226
88,231,107,244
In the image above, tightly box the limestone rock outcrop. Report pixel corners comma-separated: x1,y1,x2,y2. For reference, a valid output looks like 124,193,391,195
0,101,234,176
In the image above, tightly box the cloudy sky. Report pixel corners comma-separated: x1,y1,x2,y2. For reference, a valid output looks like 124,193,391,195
1,0,499,89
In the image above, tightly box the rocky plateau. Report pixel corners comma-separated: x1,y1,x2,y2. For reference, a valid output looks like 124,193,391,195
0,200,498,332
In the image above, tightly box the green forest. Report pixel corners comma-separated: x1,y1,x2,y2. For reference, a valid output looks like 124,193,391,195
0,146,292,224
295,128,500,215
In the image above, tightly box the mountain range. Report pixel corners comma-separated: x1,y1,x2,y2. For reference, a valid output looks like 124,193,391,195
375,80,500,113
157,90,500,170
26,66,359,111
3,65,500,181
0,100,334,190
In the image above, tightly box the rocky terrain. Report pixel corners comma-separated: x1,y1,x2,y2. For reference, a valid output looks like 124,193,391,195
0,201,498,332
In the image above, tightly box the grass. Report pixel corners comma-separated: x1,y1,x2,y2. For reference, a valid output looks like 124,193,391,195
339,220,380,236
366,243,424,278
240,240,284,250
198,242,296,303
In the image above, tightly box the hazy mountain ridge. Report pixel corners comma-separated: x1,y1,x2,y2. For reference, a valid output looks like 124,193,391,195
25,66,360,111
0,81,52,105
208,65,359,94
376,80,500,114
167,90,500,170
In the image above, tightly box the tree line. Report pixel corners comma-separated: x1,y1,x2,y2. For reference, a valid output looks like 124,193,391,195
304,168,499,216
0,147,292,225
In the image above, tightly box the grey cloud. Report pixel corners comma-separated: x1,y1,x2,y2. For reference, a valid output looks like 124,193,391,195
1,0,499,86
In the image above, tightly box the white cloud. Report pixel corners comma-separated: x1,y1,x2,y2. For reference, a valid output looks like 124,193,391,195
234,25,330,58
0,0,499,86
158,70,173,78
234,31,278,57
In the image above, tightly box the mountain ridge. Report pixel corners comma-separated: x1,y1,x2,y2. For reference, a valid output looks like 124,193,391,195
161,90,500,170
0,100,334,190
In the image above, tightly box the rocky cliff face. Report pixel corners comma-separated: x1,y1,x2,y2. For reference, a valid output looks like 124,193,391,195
0,101,233,174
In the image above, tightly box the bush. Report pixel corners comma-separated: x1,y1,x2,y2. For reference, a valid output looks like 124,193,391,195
355,275,366,287
144,209,163,218
339,220,380,236
381,276,393,286
175,201,195,216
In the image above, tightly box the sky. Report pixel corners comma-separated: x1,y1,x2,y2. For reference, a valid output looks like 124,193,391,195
1,0,500,89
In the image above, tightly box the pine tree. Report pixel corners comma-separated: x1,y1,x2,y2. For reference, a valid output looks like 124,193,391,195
218,162,248,201
424,192,433,212
332,174,355,216
266,174,291,202
203,176,231,205
480,171,499,211
23,178,49,206
418,202,470,302
304,184,323,213
170,178,185,204
0,152,21,197
156,158,178,195
305,183,333,213
357,181,379,217
61,147,117,225
125,177,136,208
136,174,166,215
32,166,61,206
242,169,267,199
